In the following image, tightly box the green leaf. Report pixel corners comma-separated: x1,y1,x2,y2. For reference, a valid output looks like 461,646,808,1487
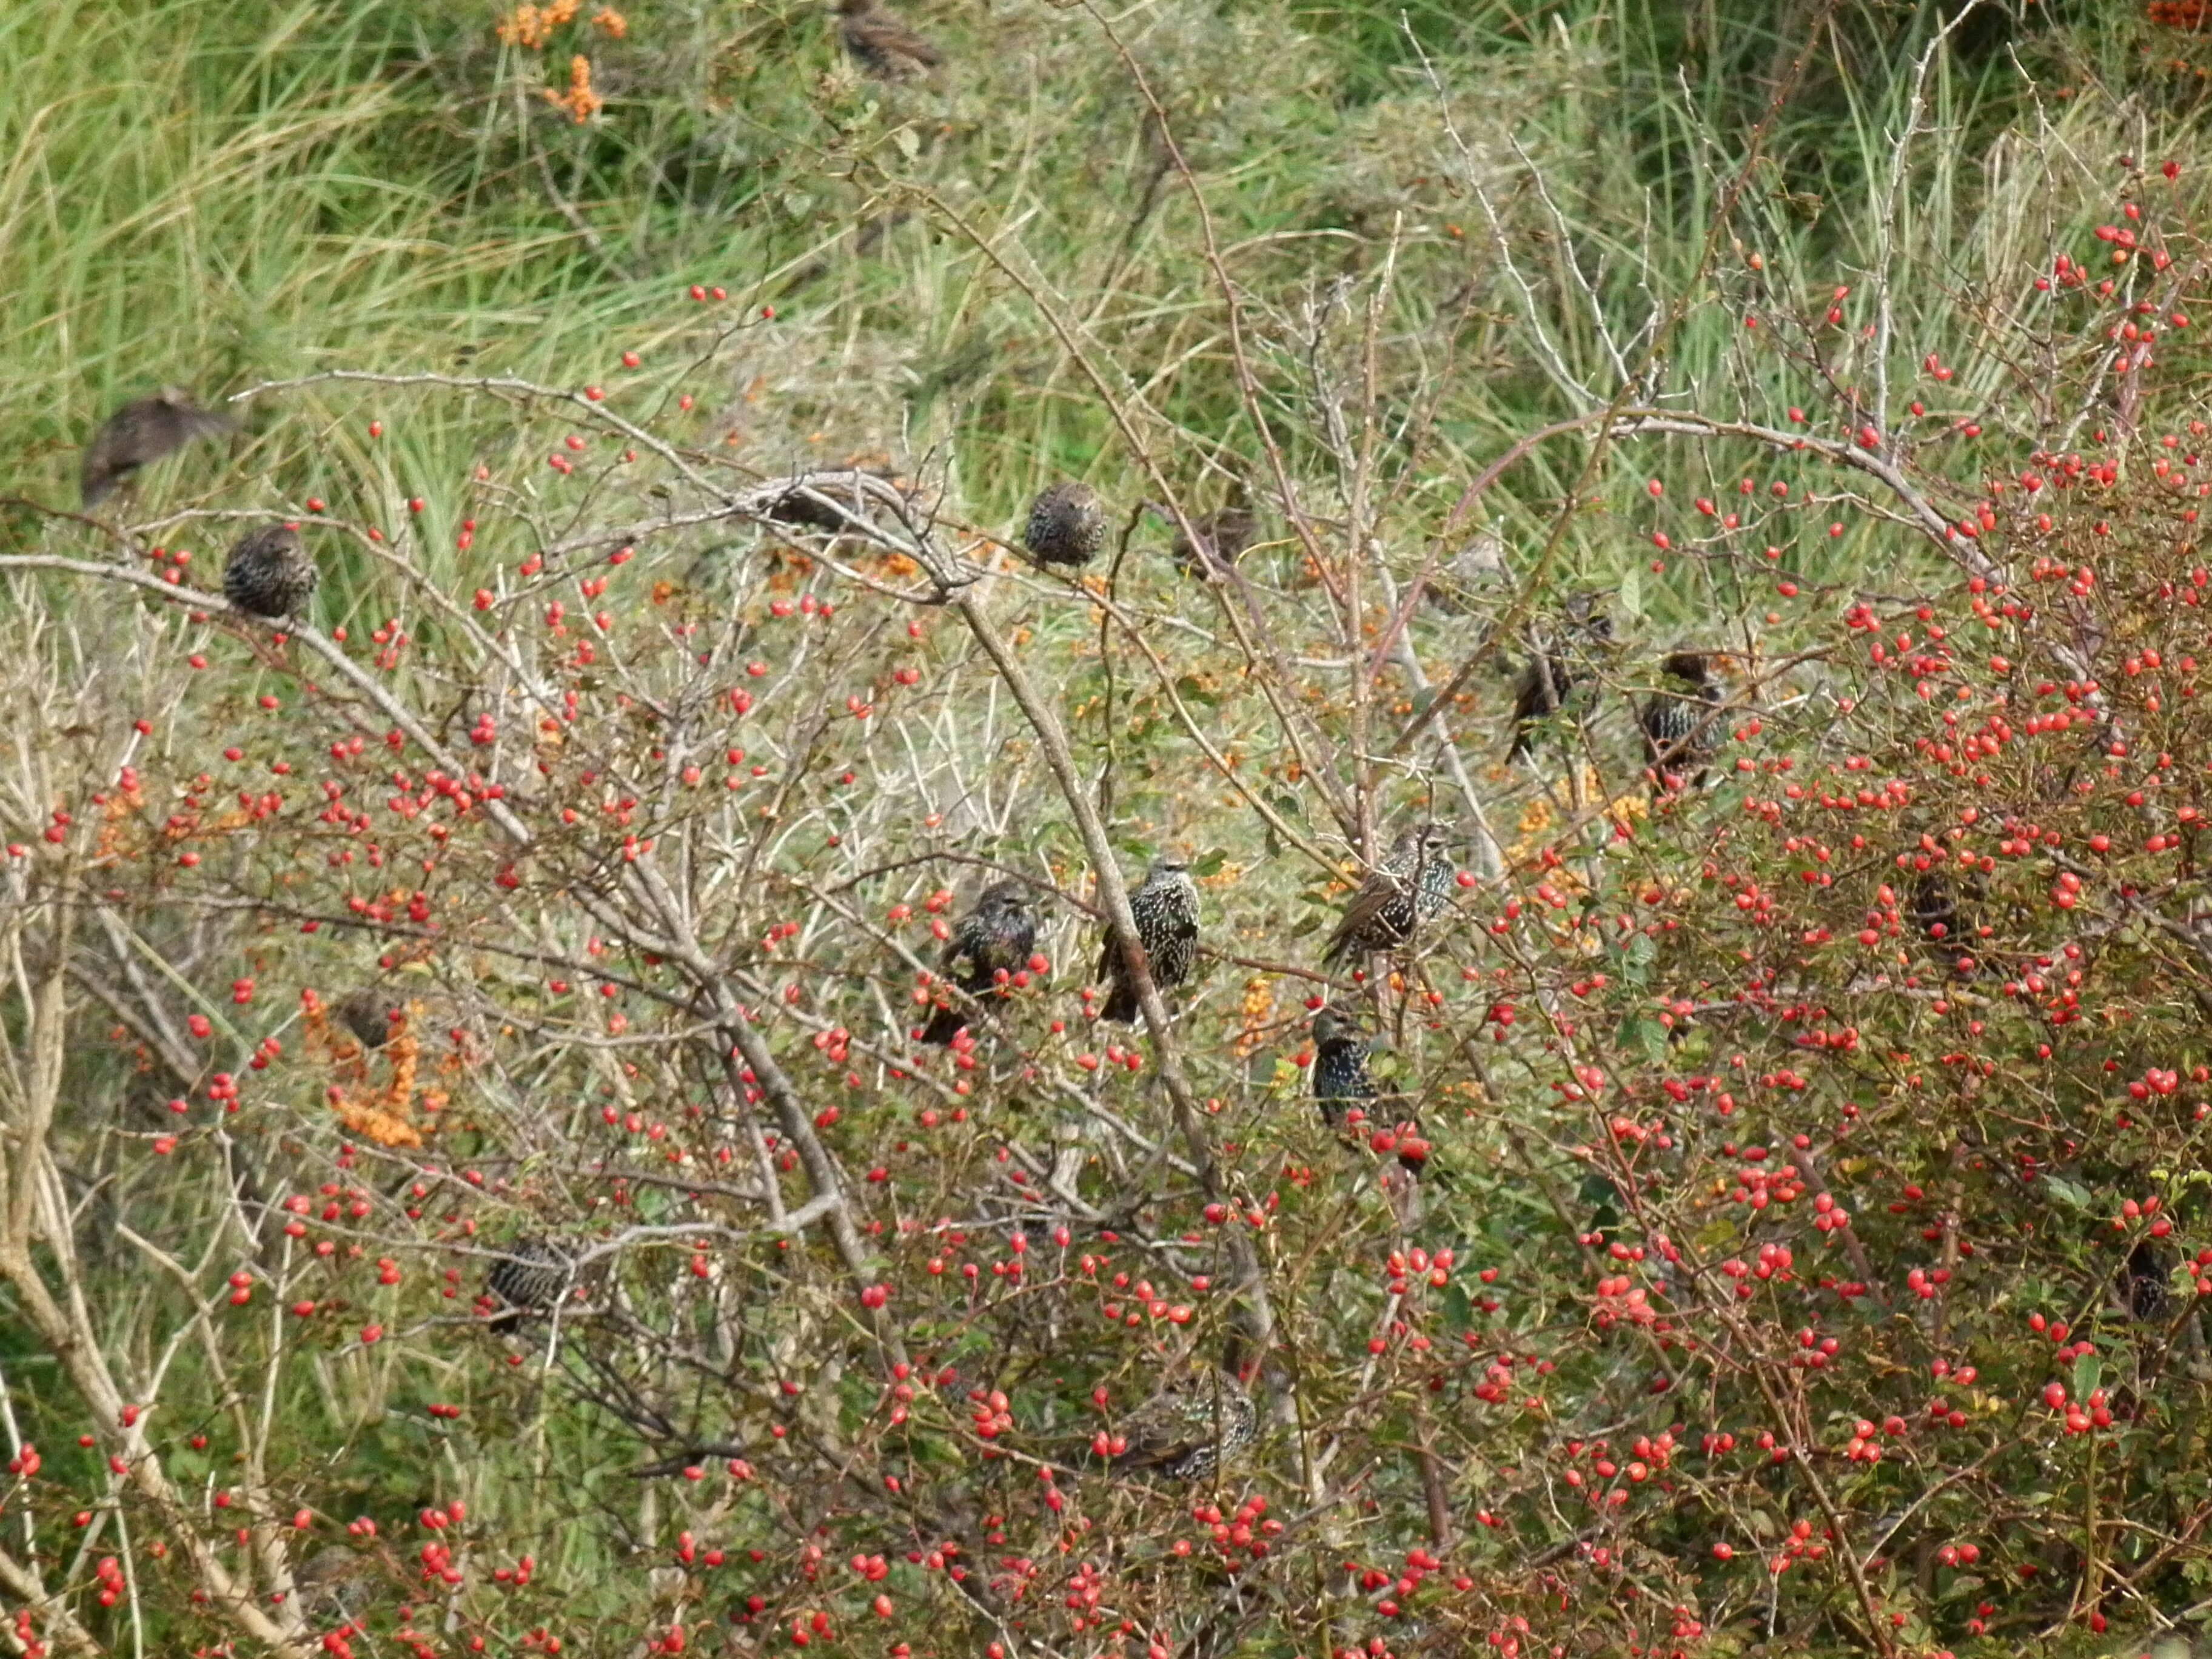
891,124,920,161
2073,1350,2103,1402
1629,1018,1669,1062
1191,848,1227,878
1175,674,1221,708
1617,562,1643,620
1442,1282,1473,1332
2043,1175,2092,1210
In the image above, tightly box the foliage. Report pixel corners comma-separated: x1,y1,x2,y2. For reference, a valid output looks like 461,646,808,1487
11,4,2212,1659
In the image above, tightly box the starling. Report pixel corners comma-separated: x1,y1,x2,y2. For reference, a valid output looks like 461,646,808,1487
839,0,941,76
1321,824,1456,968
1637,651,1728,789
1313,1011,1426,1178
1097,853,1201,1023
484,1238,575,1331
1110,1369,1255,1481
2120,1239,2174,1322
1425,521,1508,614
1310,1010,1375,1127
290,1544,378,1621
335,990,403,1050
920,880,1040,1045
80,388,232,508
1169,506,1255,577
1022,481,1107,568
1506,593,1612,762
223,523,318,620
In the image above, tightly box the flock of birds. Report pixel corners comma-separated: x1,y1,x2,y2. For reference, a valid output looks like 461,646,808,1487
72,352,1737,1487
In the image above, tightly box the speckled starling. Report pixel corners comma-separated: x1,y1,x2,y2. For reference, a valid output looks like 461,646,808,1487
292,1544,383,1621
223,523,317,620
1170,506,1255,577
1023,481,1106,568
920,880,1039,1045
1312,1011,1426,1177
1426,521,1507,614
840,0,941,76
1637,651,1728,789
1312,1010,1374,1127
484,1238,574,1330
1322,825,1456,967
1098,853,1200,1023
81,388,232,508
1507,594,1611,762
1110,1369,1255,1481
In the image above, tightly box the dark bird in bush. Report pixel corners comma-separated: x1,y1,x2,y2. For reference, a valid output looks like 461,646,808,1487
336,990,402,1050
1098,853,1199,1022
2120,1239,2173,1323
484,1238,575,1331
223,524,317,619
1312,1011,1427,1178
1109,1368,1255,1481
81,388,232,507
840,0,940,76
1638,651,1731,790
1022,481,1107,568
1507,592,1611,762
1310,1010,1375,1126
1168,505,1256,578
920,880,1039,1045
1322,824,1456,967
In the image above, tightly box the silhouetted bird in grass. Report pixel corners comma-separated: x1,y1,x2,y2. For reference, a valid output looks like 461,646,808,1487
1022,481,1106,568
1507,592,1611,762
1637,651,1729,790
920,880,1039,1045
1098,853,1199,1022
1321,825,1455,967
840,0,941,76
81,389,232,508
484,1238,574,1332
223,524,317,619
1109,1368,1254,1481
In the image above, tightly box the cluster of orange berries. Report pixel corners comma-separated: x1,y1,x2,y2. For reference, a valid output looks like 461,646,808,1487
2148,0,2210,27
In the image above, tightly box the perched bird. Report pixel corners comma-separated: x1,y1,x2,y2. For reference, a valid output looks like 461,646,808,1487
1310,1010,1376,1127
1424,520,1508,614
1109,1369,1255,1481
81,388,232,508
223,523,317,620
920,880,1040,1045
1022,481,1107,568
1312,1011,1427,1178
335,990,403,1051
1321,824,1456,967
1506,593,1612,762
839,0,941,76
2120,1239,2174,1323
289,1543,380,1622
484,1238,575,1331
1637,651,1729,789
1097,853,1201,1023
1169,506,1255,578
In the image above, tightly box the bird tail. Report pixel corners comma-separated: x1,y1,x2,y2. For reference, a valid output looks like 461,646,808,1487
919,1003,968,1046
1101,982,1139,1023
